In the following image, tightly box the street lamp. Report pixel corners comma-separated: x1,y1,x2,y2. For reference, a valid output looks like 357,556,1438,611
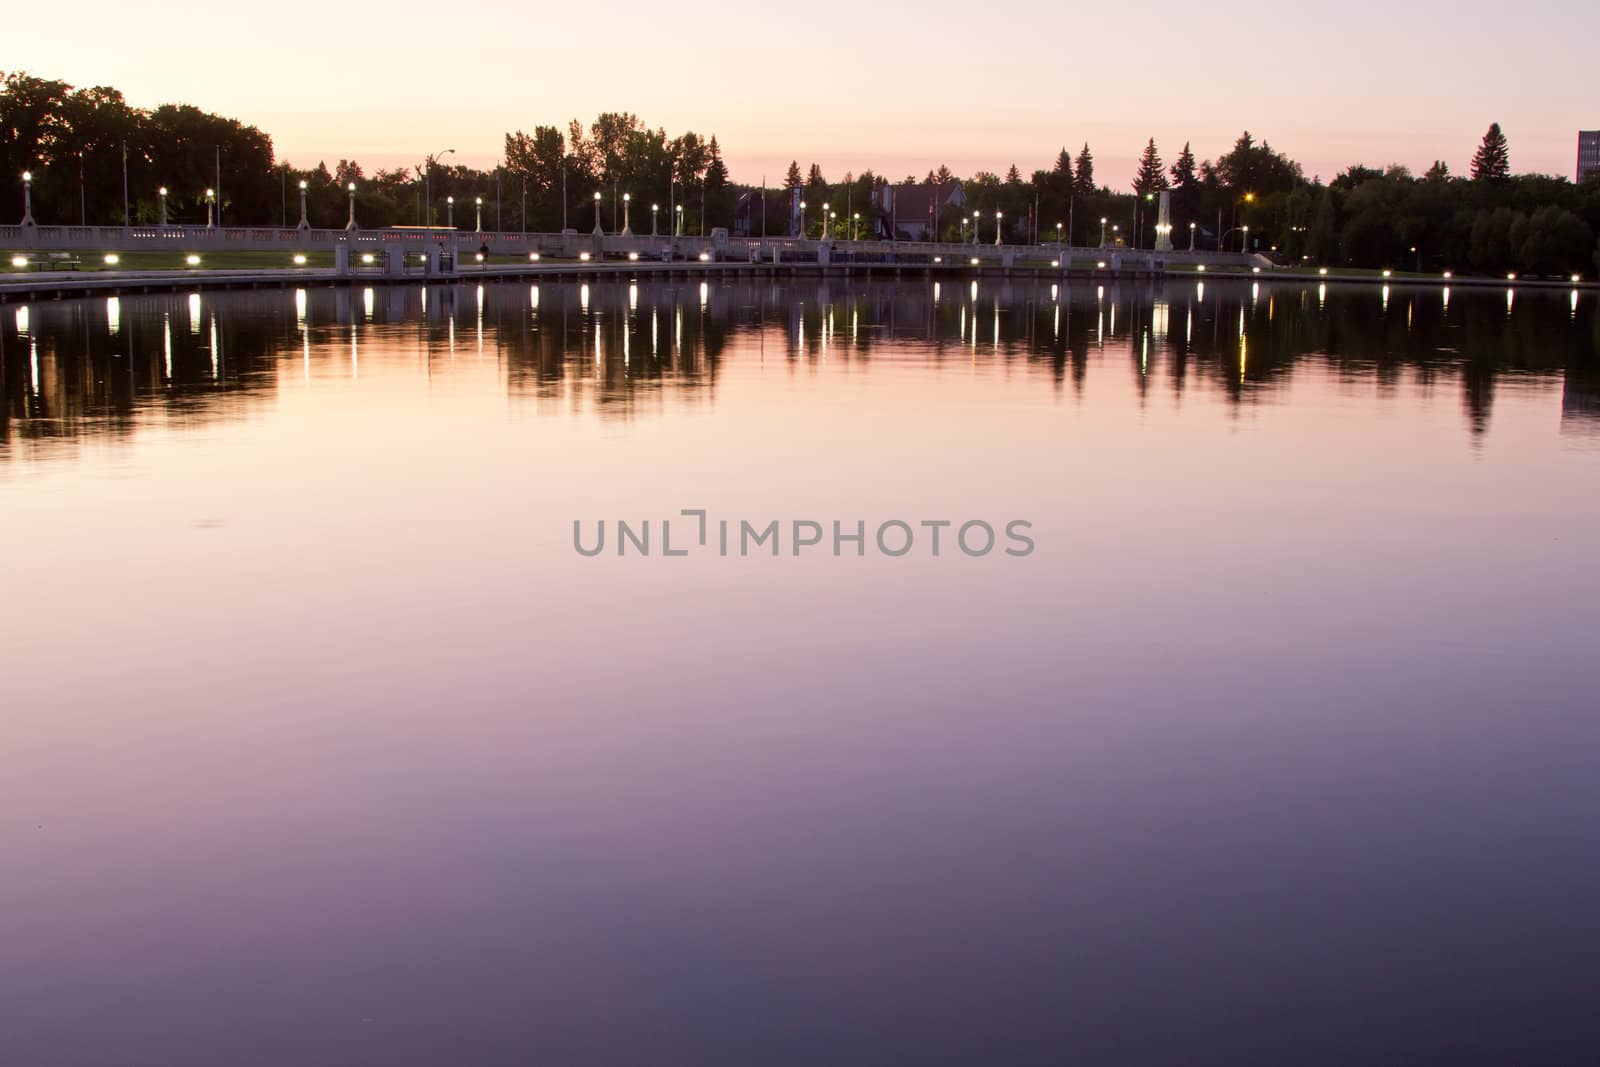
651,202,659,237
297,180,309,229
205,187,215,228
159,185,170,227
994,210,1003,246
592,191,603,235
346,181,358,231
447,195,455,230
475,196,483,233
21,170,35,226
1189,221,1196,252
1055,221,1063,249
675,203,683,236
799,198,807,238
423,147,456,228
972,210,980,245
852,211,860,241
1242,224,1250,253
622,192,632,236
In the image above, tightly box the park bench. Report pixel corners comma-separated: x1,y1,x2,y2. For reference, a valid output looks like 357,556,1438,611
45,252,81,271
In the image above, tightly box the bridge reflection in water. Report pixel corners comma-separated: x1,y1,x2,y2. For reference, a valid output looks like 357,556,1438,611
2,278,1597,459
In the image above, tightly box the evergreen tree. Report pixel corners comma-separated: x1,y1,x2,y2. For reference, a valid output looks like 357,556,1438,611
1133,138,1167,194
1074,143,1095,193
806,163,826,199
935,164,953,184
784,160,802,189
1425,159,1450,182
705,135,728,190
1169,142,1198,188
1470,123,1510,181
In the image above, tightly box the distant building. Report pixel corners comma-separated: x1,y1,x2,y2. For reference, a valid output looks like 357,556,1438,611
1579,131,1600,183
873,181,967,241
734,187,802,238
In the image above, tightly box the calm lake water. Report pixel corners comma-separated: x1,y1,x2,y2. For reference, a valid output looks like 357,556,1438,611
3,277,1599,1065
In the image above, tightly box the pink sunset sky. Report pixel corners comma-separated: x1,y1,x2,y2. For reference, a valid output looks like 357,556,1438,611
5,0,1596,185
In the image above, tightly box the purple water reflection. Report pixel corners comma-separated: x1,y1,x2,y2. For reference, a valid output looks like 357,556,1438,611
2,279,1598,1064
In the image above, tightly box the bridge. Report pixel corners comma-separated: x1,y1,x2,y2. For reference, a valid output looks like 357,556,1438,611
1,221,1263,277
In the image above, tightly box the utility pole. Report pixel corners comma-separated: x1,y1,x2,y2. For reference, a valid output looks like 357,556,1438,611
214,145,222,227
121,141,129,226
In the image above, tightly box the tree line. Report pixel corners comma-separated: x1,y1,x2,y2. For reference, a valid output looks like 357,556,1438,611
4,72,1598,276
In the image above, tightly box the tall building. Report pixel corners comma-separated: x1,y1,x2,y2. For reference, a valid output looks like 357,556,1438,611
1579,131,1600,183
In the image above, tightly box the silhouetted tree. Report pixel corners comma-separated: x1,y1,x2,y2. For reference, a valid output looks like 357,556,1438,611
1471,123,1510,181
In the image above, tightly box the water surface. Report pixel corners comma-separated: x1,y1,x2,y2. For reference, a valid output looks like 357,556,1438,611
3,278,1599,1065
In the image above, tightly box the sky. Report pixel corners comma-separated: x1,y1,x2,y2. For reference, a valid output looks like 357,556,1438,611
5,0,1597,186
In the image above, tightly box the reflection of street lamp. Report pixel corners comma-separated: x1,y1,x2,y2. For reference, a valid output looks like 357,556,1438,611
205,187,215,228
21,170,35,226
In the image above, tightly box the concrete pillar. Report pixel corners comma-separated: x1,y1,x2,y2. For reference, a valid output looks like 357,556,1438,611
1155,191,1173,252
334,245,351,275
385,247,405,275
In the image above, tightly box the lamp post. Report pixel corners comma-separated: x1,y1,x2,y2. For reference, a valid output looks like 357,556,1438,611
297,180,309,229
1242,224,1250,253
1099,216,1107,248
446,196,455,230
424,147,455,228
960,216,967,243
622,193,632,236
159,186,170,228
994,210,1002,246
799,199,807,238
474,196,483,233
1055,221,1063,250
852,211,860,241
972,210,980,245
205,187,215,228
21,170,35,226
651,202,659,237
593,191,603,235
346,182,358,231
675,203,683,236
1189,221,1196,252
